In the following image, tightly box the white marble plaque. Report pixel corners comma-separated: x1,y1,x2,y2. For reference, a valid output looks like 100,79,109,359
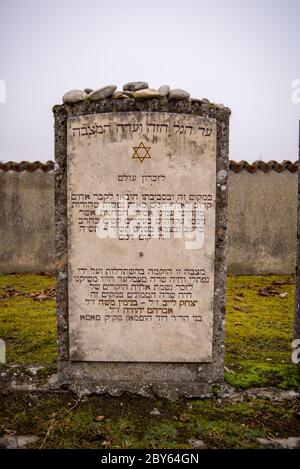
67,112,216,362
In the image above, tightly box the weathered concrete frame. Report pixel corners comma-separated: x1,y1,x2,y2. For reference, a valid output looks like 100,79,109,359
54,98,230,399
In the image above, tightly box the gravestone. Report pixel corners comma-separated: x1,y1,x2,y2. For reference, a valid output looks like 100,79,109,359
53,89,230,398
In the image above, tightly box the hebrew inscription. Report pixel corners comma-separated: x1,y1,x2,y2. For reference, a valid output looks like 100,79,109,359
67,112,216,362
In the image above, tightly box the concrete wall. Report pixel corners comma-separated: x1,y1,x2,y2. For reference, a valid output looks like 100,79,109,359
227,170,298,275
0,167,298,275
0,170,55,273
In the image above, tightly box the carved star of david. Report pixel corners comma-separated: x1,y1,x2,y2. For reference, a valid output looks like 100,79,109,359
132,141,151,163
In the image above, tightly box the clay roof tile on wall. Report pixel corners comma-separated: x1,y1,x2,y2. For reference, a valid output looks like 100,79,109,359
229,160,298,173
0,160,298,173
0,160,54,172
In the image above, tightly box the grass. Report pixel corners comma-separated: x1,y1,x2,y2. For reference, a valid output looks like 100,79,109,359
0,274,57,363
0,273,299,389
226,274,298,389
0,392,299,449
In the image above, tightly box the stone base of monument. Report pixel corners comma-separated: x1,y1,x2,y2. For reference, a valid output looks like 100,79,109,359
53,87,230,399
56,362,226,400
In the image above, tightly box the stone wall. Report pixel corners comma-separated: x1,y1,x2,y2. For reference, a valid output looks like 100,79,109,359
0,161,298,275
0,163,55,274
228,162,298,275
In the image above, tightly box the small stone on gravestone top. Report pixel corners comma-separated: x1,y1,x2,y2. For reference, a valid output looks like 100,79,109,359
168,89,190,100
88,85,117,101
134,88,161,99
123,81,149,91
62,90,87,104
158,85,170,97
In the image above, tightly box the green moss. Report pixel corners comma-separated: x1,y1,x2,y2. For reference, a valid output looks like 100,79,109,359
1,393,300,449
188,398,294,421
0,274,57,363
187,419,259,448
212,384,222,395
225,363,299,389
0,274,55,293
225,275,299,389
36,364,57,376
13,411,30,426
181,397,297,448
144,422,178,447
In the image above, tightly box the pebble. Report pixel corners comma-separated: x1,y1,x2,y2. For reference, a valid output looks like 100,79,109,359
0,435,39,449
88,85,117,101
245,388,299,401
149,407,161,416
84,88,94,94
168,88,190,100
123,81,149,91
122,91,135,98
158,85,170,97
217,170,227,183
112,91,129,100
188,439,205,449
224,365,235,374
279,292,288,298
95,415,105,422
257,437,300,449
134,88,160,99
62,89,87,104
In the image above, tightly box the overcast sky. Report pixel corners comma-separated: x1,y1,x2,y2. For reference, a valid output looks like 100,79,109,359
0,0,299,162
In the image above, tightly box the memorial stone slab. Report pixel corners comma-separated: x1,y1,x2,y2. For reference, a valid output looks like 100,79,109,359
53,95,230,399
